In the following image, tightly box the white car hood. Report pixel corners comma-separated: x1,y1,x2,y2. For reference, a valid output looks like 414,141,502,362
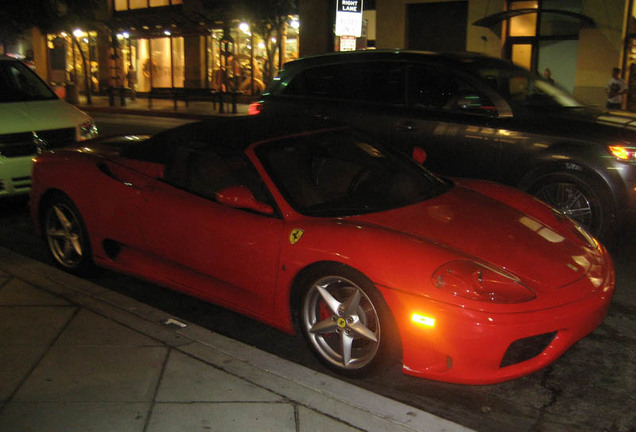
0,99,90,134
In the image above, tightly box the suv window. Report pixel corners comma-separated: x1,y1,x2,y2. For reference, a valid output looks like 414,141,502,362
407,64,496,115
283,62,405,105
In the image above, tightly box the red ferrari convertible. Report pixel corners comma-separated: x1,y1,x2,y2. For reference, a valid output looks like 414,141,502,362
29,116,615,384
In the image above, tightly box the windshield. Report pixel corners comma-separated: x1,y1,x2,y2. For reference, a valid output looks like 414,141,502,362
0,60,57,103
463,58,583,109
256,130,452,217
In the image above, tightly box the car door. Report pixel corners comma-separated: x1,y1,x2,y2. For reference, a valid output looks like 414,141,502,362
90,159,149,252
390,63,508,179
139,146,284,318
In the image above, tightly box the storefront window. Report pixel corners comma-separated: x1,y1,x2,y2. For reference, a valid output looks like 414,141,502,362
46,31,99,93
138,39,151,92
208,31,222,90
137,37,185,88
286,23,300,63
129,0,147,10
116,0,182,9
512,44,532,69
150,38,171,87
509,1,538,37
172,37,185,87
114,0,128,11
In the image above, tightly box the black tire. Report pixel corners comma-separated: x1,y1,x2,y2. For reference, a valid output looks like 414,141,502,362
43,194,93,275
527,171,615,241
298,263,399,378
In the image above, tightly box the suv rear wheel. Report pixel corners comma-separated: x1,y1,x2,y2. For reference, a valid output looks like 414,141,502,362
527,171,615,241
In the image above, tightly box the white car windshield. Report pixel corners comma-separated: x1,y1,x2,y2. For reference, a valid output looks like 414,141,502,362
0,59,57,103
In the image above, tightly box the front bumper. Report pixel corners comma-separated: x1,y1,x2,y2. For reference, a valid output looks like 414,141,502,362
0,155,34,197
381,259,615,385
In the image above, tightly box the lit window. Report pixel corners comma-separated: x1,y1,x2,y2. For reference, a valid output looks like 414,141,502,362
129,0,147,10
509,1,538,37
512,44,532,69
114,0,127,11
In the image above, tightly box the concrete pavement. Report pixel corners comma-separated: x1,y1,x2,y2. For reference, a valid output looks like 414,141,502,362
0,247,475,431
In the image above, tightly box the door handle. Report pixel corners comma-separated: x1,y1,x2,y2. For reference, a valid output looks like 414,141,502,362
393,122,416,132
313,113,332,120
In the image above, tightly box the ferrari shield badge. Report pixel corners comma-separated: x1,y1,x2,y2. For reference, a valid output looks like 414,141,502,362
289,228,304,245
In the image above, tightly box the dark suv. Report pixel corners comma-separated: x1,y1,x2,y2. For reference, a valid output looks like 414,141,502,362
253,50,636,241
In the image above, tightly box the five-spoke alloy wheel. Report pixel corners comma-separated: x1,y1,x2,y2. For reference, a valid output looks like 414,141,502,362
44,195,92,274
300,266,395,377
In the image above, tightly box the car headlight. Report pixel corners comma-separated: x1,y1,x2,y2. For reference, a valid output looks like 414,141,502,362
79,120,98,140
431,260,536,304
608,145,636,161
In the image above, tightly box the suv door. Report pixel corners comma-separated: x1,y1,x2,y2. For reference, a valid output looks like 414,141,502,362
392,63,510,179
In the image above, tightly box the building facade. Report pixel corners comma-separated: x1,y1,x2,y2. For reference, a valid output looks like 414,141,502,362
300,0,635,109
28,0,299,100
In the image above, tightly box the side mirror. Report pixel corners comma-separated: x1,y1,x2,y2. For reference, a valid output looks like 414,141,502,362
412,147,427,165
216,185,274,215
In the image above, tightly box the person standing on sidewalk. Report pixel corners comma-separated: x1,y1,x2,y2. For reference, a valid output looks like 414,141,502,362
543,68,555,85
606,67,627,110
127,65,137,100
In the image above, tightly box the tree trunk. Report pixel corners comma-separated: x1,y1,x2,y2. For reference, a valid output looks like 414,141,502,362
72,35,92,105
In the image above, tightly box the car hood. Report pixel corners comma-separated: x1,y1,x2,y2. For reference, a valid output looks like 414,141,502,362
348,185,598,290
0,99,90,134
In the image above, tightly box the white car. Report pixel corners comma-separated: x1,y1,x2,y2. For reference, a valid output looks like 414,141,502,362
0,55,97,197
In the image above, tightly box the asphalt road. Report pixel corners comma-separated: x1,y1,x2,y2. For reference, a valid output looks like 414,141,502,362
1,112,634,432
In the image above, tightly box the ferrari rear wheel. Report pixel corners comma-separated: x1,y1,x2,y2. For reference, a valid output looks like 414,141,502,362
299,265,397,377
44,195,92,275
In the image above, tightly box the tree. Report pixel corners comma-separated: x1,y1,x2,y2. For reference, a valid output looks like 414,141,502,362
38,0,102,105
236,0,297,83
200,0,297,86
0,1,37,51
0,0,101,104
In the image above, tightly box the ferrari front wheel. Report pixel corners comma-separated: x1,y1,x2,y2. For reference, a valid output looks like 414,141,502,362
299,265,397,377
44,195,92,275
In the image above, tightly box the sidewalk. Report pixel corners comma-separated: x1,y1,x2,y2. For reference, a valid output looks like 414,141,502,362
0,247,473,432
74,94,252,120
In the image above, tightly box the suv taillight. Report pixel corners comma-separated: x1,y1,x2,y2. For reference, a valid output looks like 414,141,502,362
248,102,263,115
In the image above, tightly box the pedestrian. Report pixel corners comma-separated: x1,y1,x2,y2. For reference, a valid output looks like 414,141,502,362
126,64,137,100
605,67,627,110
543,68,555,85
